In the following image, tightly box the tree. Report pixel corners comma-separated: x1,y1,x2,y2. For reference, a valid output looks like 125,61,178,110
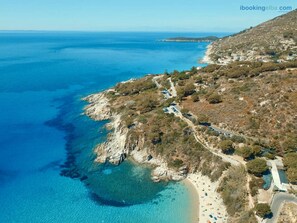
189,66,197,75
247,158,268,176
238,146,253,160
184,83,196,96
163,98,175,107
177,87,185,100
181,108,189,115
219,140,234,154
196,114,209,124
255,203,272,218
194,75,203,84
207,93,222,104
264,153,276,160
192,93,200,102
231,135,246,143
252,145,262,156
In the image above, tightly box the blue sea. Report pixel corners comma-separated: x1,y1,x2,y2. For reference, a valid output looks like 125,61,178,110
0,31,227,223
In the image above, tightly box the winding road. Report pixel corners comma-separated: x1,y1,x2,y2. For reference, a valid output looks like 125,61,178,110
265,192,297,223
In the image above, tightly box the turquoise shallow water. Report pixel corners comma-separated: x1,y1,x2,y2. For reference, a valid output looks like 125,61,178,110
0,31,227,223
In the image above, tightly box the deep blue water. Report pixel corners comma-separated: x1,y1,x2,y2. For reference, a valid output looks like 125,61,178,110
0,31,227,223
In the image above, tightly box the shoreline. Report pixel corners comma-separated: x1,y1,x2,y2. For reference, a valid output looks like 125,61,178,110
183,179,200,223
83,45,229,222
84,85,229,223
84,92,186,181
187,173,228,223
201,44,214,64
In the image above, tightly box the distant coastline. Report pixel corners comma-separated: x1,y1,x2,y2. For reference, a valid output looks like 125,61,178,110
161,36,219,43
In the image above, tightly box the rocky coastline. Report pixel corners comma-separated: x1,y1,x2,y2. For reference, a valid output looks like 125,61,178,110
83,91,188,182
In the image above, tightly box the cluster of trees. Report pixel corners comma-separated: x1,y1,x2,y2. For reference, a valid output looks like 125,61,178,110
230,135,246,143
193,75,203,84
219,140,263,160
115,77,156,95
201,64,222,73
170,70,191,82
236,145,262,160
246,158,268,176
201,60,297,79
177,83,196,100
219,140,234,154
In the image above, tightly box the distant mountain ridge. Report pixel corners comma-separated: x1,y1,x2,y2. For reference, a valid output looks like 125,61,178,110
162,36,218,42
206,9,297,64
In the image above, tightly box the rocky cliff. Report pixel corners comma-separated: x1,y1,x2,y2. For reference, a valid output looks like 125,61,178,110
84,92,187,182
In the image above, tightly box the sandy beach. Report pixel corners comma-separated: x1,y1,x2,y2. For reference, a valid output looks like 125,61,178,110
183,179,200,223
186,173,228,223
201,44,214,64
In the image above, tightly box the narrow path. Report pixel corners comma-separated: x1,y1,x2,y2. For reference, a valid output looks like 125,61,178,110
152,75,163,89
168,77,177,97
179,112,242,166
155,76,260,216
153,76,242,166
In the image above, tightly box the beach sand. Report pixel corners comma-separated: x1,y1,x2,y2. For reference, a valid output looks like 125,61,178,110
183,179,200,223
201,44,213,64
186,173,228,223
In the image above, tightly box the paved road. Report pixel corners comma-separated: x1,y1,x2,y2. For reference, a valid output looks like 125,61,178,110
266,192,297,223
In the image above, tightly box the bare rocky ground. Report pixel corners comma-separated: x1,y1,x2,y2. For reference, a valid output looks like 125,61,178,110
277,202,297,223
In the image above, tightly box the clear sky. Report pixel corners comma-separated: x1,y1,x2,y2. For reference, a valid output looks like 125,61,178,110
0,0,296,32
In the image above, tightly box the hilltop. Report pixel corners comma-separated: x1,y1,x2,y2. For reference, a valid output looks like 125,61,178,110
206,9,297,64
